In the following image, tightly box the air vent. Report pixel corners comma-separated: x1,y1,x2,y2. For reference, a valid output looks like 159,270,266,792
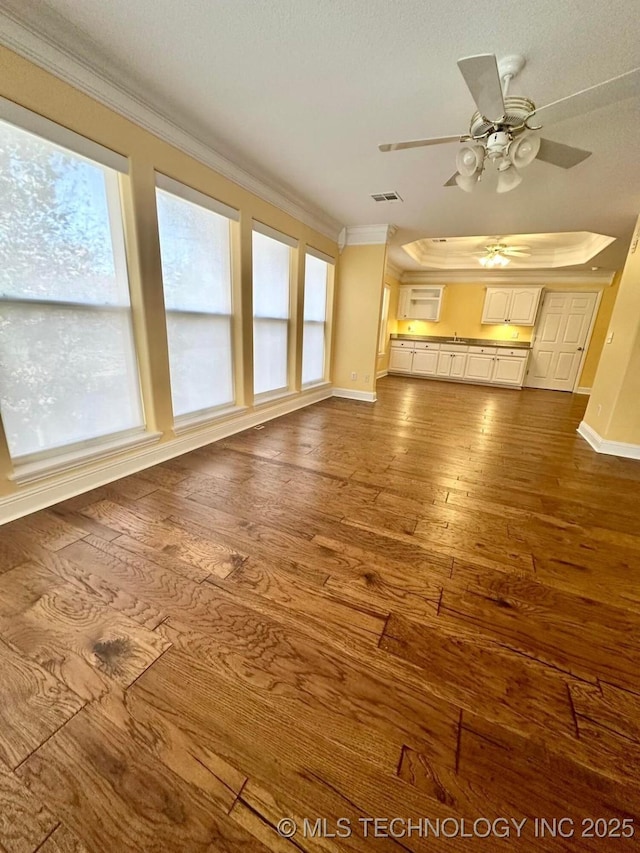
371,191,403,203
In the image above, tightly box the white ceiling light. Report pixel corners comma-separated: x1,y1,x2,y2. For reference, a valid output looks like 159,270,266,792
510,133,541,168
456,144,485,176
475,241,531,266
496,165,523,193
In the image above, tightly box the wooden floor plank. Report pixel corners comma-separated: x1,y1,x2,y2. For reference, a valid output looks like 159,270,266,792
0,636,84,770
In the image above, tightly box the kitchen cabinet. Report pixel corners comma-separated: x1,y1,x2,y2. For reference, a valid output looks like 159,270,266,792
464,353,495,382
481,287,542,325
412,349,439,375
436,349,468,377
398,286,445,321
492,354,528,385
388,339,529,388
389,347,413,372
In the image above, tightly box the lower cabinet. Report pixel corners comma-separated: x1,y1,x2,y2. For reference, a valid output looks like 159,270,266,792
437,351,467,378
492,355,527,385
389,347,413,372
464,354,494,382
389,342,529,388
412,349,438,375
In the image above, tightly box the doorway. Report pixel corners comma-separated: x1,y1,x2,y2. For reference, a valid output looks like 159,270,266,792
525,291,599,392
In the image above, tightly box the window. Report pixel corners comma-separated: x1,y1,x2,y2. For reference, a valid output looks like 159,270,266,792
378,285,391,355
252,226,295,396
156,176,237,420
0,104,144,461
302,252,331,384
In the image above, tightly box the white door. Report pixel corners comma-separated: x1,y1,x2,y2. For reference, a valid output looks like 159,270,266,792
465,354,494,382
493,355,527,385
412,350,438,375
509,288,542,325
389,348,413,372
451,353,467,377
482,288,511,323
436,351,453,376
525,291,598,391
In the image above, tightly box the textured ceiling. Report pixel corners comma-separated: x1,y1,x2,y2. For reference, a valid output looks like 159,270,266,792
3,0,640,270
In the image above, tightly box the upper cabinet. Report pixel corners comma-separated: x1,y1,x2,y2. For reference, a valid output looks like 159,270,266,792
481,287,542,326
398,286,445,321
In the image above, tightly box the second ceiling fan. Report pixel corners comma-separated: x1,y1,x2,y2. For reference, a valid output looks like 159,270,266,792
379,54,639,193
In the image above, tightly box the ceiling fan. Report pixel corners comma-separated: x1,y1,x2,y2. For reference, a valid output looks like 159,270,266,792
472,241,531,267
379,54,640,193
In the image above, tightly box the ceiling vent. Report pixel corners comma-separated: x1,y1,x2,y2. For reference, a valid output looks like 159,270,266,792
371,191,403,203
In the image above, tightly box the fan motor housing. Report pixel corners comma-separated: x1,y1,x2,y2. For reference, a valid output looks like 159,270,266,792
469,96,536,137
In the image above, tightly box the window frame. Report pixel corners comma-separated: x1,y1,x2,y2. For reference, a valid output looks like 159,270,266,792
378,284,391,356
302,248,334,387
155,174,240,428
0,102,151,471
251,222,298,401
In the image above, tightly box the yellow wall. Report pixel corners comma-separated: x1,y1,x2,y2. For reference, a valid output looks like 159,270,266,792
584,215,640,444
376,269,400,375
393,279,619,388
577,271,620,388
333,244,387,393
0,46,337,506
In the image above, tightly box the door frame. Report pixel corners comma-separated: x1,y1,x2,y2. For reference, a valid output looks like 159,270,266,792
529,289,602,393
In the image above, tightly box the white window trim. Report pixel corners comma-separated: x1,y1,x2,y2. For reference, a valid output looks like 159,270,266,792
0,125,145,465
0,96,128,173
155,173,239,222
305,245,336,264
252,220,298,248
10,429,162,486
173,403,247,435
378,285,391,356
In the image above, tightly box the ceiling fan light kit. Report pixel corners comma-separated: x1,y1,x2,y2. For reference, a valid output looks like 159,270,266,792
379,54,640,194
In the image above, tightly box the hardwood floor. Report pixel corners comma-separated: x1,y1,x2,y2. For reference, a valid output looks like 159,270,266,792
2,375,640,851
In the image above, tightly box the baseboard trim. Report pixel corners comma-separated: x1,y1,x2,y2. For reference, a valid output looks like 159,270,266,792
376,370,388,379
577,421,640,460
574,386,592,395
0,385,333,524
333,388,377,403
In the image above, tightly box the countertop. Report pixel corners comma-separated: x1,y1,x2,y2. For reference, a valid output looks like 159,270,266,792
390,334,531,350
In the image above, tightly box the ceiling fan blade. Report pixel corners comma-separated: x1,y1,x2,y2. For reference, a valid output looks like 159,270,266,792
457,54,506,122
379,135,461,152
535,138,592,169
503,250,531,257
444,173,459,186
530,67,640,128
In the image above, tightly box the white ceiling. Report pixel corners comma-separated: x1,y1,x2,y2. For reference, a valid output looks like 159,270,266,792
3,0,640,271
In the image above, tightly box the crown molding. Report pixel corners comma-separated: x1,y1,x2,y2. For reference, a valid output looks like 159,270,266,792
400,269,616,286
339,225,397,249
0,9,342,242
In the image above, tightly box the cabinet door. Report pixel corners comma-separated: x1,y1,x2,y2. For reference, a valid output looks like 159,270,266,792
492,355,527,385
482,288,511,323
450,353,467,377
389,348,413,372
464,354,494,381
411,350,438,375
397,289,410,319
436,351,453,376
509,288,542,325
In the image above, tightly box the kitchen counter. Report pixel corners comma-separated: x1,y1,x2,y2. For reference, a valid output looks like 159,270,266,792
390,334,531,350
